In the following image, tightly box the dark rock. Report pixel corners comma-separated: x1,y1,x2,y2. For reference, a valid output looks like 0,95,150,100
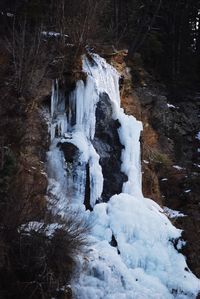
93,93,127,201
133,83,200,279
56,288,72,299
84,163,92,211
197,293,200,299
110,234,118,247
58,142,78,163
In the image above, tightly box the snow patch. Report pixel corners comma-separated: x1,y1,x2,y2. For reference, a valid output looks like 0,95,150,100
163,207,186,219
196,132,200,140
167,103,179,109
184,189,191,193
193,163,200,168
172,165,185,171
20,221,62,236
41,31,69,37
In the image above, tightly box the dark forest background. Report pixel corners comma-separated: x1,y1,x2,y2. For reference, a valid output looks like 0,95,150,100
1,0,200,91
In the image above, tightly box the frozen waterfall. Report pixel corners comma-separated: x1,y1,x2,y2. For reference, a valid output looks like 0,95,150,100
47,54,200,299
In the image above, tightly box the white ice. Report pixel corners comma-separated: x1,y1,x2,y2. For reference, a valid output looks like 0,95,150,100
84,54,143,198
73,194,198,299
48,60,103,211
46,53,200,299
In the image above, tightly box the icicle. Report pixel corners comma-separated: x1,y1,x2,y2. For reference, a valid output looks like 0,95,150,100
48,71,104,209
50,80,55,118
89,144,103,208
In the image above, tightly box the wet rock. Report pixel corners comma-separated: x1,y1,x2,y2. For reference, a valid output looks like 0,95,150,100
142,164,162,205
58,142,79,163
93,92,127,201
84,163,92,211
110,234,118,247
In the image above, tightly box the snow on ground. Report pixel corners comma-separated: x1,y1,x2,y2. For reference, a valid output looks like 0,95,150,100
163,207,186,219
1,11,14,17
167,103,179,109
41,31,69,37
184,189,191,193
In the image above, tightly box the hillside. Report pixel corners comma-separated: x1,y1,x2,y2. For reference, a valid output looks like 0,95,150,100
0,1,200,298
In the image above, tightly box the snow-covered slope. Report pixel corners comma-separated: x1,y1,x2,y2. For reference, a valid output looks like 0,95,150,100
47,54,200,298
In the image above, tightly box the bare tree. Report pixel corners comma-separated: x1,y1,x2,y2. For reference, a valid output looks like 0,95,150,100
129,0,163,55
6,18,49,96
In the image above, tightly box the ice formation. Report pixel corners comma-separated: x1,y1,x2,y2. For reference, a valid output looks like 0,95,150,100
196,132,200,140
47,54,200,298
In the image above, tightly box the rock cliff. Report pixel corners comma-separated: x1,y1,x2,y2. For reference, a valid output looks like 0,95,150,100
0,43,199,296
108,50,200,278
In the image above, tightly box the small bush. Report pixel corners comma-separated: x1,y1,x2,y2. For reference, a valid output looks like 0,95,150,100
6,22,50,97
0,212,89,299
143,143,172,167
152,151,171,166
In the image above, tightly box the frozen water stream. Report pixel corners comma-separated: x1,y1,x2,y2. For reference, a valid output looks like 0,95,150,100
47,54,200,298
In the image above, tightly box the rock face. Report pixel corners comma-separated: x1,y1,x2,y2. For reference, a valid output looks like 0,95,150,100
15,103,49,219
0,39,52,222
135,85,200,277
93,92,128,201
59,142,79,163
108,51,200,280
0,91,50,224
108,53,163,205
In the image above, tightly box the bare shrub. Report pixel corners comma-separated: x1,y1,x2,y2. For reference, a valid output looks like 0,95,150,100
0,209,89,299
6,19,49,97
0,150,89,299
